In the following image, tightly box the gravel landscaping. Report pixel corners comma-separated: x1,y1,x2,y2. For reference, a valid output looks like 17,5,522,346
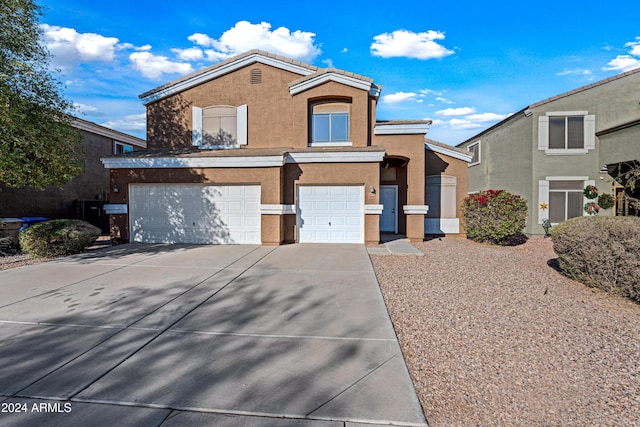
371,236,640,427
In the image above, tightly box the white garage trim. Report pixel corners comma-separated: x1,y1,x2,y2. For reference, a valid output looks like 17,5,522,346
129,184,261,244
297,185,364,244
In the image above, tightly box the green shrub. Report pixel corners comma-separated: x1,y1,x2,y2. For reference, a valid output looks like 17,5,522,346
551,216,640,303
462,189,528,245
19,219,101,258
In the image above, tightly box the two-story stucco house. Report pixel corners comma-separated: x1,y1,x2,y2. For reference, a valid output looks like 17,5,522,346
102,50,471,245
457,67,640,235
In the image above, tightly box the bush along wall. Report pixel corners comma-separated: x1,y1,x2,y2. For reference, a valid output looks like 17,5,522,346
462,189,528,245
19,219,101,258
551,216,640,303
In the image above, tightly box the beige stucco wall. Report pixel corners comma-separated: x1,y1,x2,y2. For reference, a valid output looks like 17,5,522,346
425,150,469,232
374,134,426,241
146,63,303,151
291,81,372,148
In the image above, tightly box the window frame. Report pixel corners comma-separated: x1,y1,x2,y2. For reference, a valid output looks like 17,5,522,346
467,141,481,166
114,142,133,154
192,104,248,149
538,111,595,155
538,177,594,225
309,101,352,147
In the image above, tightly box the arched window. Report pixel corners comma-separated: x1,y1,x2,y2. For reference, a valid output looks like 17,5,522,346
310,101,350,146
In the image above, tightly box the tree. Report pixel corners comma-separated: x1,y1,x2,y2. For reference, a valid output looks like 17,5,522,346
0,0,83,190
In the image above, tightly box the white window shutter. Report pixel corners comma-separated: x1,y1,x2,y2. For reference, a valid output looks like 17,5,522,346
584,115,596,150
237,104,248,146
192,106,202,147
538,180,549,224
538,116,549,151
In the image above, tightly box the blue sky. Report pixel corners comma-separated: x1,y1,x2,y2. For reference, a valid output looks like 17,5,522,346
38,0,640,145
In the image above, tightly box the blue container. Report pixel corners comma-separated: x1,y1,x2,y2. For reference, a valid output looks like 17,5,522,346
19,217,49,231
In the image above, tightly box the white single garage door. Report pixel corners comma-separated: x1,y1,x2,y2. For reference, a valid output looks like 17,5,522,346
297,186,364,243
129,184,261,244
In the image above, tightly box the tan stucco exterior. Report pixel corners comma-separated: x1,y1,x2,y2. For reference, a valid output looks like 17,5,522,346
104,50,470,245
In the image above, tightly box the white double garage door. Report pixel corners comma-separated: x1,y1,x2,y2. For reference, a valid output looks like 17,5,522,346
129,184,364,244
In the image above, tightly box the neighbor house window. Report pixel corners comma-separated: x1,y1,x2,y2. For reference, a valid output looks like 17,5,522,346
467,141,480,166
548,180,584,223
549,116,584,149
538,112,595,154
114,142,133,154
192,104,248,148
310,102,350,146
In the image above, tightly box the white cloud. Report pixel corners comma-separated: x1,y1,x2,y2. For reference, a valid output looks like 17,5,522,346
73,102,101,116
465,112,510,122
436,107,476,116
382,91,418,104
41,24,120,67
625,37,640,56
370,29,454,60
129,51,193,80
419,88,443,96
557,68,593,77
448,118,483,130
102,113,146,132
604,55,640,72
172,47,204,61
435,96,454,104
322,58,334,68
186,21,321,63
341,48,348,53
603,37,640,72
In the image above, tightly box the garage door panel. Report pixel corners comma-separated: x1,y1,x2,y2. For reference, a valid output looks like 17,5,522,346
130,184,261,245
298,186,364,244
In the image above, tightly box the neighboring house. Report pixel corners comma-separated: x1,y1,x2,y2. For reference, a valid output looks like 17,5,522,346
457,68,640,235
102,50,471,245
0,117,146,231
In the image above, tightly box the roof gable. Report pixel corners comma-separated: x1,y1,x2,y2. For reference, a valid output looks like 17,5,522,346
139,50,318,105
457,67,640,146
289,68,379,97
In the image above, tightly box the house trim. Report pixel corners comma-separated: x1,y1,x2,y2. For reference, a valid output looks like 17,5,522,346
260,204,296,215
101,155,287,169
72,118,146,148
426,141,474,162
289,72,372,95
286,151,385,163
375,123,431,135
403,205,429,214
364,204,384,214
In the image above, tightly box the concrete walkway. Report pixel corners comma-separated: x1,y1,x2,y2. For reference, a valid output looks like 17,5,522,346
367,239,424,256
0,244,427,426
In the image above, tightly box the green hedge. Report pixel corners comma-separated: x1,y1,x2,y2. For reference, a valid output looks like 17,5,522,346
462,189,528,245
19,219,101,258
551,216,640,303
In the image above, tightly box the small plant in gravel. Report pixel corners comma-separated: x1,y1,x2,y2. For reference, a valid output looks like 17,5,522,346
19,219,101,258
551,216,640,303
462,189,528,245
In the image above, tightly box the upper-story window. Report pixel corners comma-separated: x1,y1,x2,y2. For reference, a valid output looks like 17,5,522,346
549,116,584,149
192,104,248,149
114,142,133,154
538,111,595,155
310,101,351,147
467,141,480,166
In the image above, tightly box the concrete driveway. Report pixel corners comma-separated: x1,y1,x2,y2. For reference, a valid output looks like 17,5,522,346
0,244,427,426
